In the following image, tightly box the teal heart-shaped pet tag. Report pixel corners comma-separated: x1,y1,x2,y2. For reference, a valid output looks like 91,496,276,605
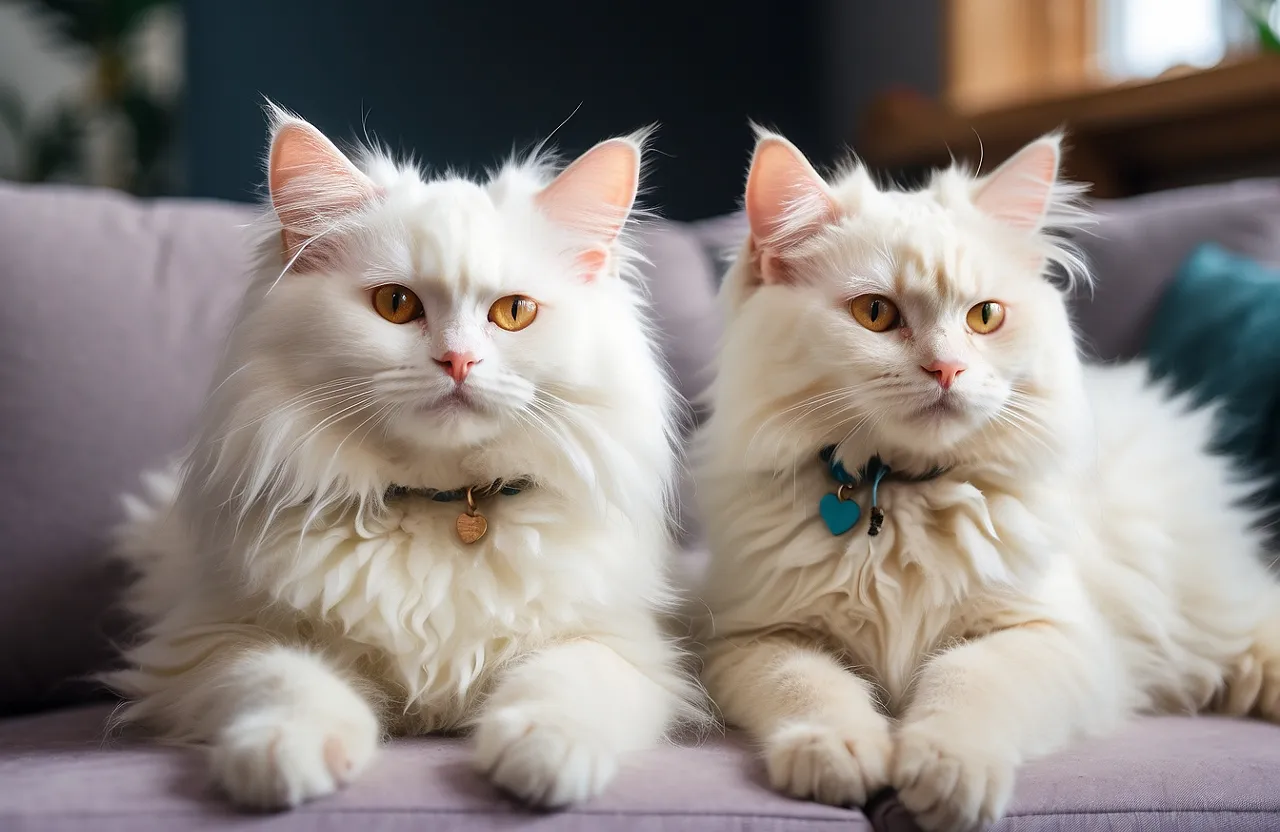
819,492,861,535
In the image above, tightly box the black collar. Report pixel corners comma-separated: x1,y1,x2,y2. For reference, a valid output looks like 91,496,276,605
384,477,534,504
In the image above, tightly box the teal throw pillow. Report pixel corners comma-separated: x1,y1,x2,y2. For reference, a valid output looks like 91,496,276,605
1144,243,1280,537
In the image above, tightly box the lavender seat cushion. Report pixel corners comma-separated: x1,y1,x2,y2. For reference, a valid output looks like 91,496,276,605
4,706,1278,831
0,704,872,832
870,716,1280,832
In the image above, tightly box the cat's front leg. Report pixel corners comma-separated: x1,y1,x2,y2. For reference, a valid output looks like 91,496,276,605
133,641,382,810
703,635,893,808
471,636,685,807
892,622,1114,832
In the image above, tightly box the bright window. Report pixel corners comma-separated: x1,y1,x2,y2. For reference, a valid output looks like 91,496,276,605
1098,0,1255,79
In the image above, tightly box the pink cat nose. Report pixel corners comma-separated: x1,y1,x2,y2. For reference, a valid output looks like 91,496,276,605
435,351,479,384
922,359,967,390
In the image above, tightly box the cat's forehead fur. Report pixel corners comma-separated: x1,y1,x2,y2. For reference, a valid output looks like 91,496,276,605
351,157,559,295
793,164,1035,307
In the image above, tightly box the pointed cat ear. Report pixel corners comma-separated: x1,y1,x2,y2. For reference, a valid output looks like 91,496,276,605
536,137,640,281
267,109,381,272
973,135,1062,232
745,133,839,285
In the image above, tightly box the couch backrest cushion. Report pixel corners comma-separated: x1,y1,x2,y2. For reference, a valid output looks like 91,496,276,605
1069,178,1280,361
0,183,256,713
0,182,721,713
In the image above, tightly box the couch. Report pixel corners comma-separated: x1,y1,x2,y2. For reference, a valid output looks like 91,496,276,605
3,178,1280,831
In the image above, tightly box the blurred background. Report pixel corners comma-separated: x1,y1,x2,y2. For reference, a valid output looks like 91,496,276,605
2,0,1279,220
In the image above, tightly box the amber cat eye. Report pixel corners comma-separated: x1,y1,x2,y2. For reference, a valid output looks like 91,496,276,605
967,301,1006,334
849,294,900,332
372,284,424,324
488,295,538,332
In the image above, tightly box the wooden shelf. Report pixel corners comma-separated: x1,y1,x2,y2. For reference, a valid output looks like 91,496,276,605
858,56,1280,197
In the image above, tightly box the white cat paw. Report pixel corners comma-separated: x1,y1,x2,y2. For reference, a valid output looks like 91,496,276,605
1221,639,1280,720
210,708,379,811
472,705,619,807
764,719,893,807
892,724,1017,832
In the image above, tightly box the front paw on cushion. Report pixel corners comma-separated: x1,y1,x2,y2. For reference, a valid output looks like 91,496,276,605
891,724,1017,832
211,707,380,811
765,719,892,807
472,704,619,808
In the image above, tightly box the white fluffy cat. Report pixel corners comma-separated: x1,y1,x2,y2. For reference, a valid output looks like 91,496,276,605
694,131,1280,831
108,107,699,810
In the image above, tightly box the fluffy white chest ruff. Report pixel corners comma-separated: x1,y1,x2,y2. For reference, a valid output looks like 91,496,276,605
239,491,651,726
704,465,1060,708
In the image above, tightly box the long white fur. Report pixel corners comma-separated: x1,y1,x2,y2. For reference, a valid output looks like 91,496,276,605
695,132,1280,831
108,106,701,810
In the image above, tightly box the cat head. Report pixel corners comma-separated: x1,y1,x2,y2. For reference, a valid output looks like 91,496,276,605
187,106,676,540
710,131,1092,473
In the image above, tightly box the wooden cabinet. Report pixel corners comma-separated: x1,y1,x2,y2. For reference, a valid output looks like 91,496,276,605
859,56,1280,197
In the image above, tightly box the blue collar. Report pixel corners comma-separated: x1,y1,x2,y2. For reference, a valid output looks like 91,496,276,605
817,445,947,537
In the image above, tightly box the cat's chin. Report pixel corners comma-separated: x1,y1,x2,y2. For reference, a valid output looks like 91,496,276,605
395,398,508,447
910,397,966,422
881,396,991,451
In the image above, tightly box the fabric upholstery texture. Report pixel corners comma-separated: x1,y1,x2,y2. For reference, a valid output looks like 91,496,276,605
4,706,1279,831
1067,178,1280,361
0,183,255,714
868,716,1280,832
0,705,872,832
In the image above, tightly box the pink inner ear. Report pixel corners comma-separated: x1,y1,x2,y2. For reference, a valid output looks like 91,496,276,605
745,136,838,284
536,138,640,246
973,139,1060,231
268,121,379,271
574,246,610,282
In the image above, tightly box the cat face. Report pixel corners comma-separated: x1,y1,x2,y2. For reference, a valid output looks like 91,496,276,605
184,108,676,556
718,133,1087,464
246,109,647,450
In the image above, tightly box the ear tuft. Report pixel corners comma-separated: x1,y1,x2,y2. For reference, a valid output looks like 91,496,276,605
972,135,1062,232
266,105,380,271
745,133,838,284
536,136,641,260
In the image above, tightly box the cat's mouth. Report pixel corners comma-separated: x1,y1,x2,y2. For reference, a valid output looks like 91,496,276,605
912,393,965,420
422,387,484,415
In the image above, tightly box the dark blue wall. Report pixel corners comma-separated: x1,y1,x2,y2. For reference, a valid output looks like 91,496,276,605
184,0,832,220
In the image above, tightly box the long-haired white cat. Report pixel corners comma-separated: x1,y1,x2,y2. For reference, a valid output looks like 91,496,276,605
108,107,699,810
695,131,1280,831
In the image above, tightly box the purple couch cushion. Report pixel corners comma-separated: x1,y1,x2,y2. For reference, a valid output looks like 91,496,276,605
1068,179,1280,362
0,183,256,714
869,716,1280,831
5,706,1279,832
636,219,722,410
0,704,871,831
0,182,722,713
